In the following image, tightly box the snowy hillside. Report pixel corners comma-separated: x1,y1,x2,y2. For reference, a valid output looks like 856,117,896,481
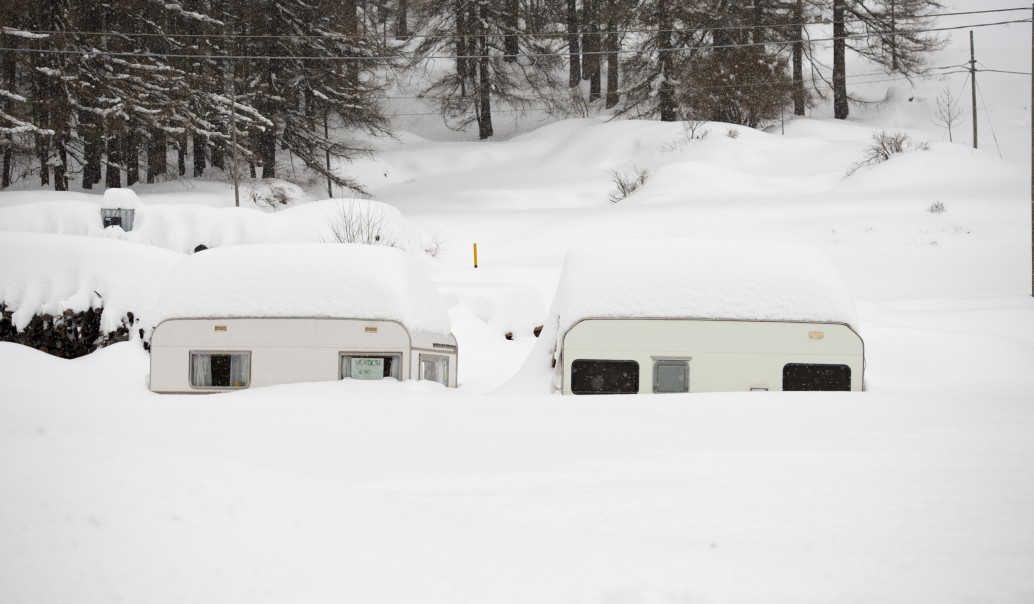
2,4,1034,602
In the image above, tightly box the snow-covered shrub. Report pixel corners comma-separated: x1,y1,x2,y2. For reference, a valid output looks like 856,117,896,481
246,179,305,211
608,166,650,203
846,131,930,177
660,121,709,152
325,199,401,247
928,201,946,214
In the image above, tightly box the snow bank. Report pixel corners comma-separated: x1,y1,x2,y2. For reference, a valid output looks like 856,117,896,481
437,282,545,338
153,243,452,334
0,196,434,256
100,188,142,210
544,237,861,348
0,232,185,333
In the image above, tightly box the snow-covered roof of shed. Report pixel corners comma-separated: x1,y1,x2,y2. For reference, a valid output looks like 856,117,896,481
153,243,453,334
546,238,859,344
100,188,142,210
0,232,184,333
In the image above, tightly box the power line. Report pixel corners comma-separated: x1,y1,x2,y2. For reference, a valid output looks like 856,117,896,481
2,6,1029,42
0,19,1028,62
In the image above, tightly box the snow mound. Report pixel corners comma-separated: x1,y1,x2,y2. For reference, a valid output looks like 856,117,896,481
0,232,185,333
437,282,545,338
100,188,142,210
543,237,860,347
153,243,452,334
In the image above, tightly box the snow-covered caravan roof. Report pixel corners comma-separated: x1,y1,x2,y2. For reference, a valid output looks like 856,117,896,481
546,237,859,344
153,243,452,334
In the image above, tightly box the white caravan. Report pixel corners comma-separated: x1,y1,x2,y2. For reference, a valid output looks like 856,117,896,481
546,238,864,394
149,244,457,393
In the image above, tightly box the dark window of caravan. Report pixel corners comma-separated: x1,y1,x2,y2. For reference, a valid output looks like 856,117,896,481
571,360,640,394
782,363,851,391
340,354,402,380
190,352,250,388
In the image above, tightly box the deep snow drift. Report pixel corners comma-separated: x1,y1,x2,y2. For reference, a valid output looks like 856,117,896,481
2,7,1034,601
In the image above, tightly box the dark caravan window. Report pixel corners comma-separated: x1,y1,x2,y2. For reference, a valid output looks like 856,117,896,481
571,360,640,395
190,352,251,389
783,363,851,391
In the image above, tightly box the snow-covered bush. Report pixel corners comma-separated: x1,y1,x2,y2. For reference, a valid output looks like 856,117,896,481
846,131,930,177
325,199,402,248
246,179,305,211
608,166,650,203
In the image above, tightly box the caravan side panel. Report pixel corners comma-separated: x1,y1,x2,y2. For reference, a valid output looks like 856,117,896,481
561,319,864,394
150,318,412,393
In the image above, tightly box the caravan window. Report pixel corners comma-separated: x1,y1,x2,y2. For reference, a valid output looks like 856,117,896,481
190,352,250,389
653,360,689,393
340,353,402,380
782,363,851,391
571,360,639,395
419,354,450,386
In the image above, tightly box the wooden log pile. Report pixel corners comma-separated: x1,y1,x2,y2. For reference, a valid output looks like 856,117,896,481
0,304,134,359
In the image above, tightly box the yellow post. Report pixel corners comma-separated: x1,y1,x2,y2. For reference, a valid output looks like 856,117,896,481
473,243,478,268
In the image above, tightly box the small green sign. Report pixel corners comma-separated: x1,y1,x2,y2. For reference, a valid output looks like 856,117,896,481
351,357,384,380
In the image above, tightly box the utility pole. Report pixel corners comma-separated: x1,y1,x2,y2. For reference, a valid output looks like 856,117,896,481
324,114,333,199
970,31,978,150
230,73,240,208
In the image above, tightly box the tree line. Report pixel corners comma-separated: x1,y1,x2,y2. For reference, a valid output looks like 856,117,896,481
1,0,944,192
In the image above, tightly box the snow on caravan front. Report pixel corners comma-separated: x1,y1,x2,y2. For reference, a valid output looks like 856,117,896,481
545,238,864,394
148,244,457,393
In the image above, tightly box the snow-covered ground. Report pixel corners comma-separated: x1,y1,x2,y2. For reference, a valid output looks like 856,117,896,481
2,4,1034,602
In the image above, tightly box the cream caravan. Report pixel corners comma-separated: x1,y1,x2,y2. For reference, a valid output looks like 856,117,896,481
149,244,457,393
547,238,864,394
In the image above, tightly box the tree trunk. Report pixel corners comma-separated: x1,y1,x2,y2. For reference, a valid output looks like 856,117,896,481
396,0,408,38
456,0,469,95
567,0,580,86
82,112,103,189
147,130,167,183
38,134,49,187
504,0,519,62
105,133,122,189
1,34,15,189
583,0,600,101
260,125,276,177
125,130,140,186
793,0,805,116
833,0,848,119
192,134,206,177
177,134,186,176
657,0,675,121
53,137,68,191
477,33,493,139
605,6,618,109
1,145,11,189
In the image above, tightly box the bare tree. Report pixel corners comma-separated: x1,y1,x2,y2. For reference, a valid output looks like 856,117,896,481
932,86,963,143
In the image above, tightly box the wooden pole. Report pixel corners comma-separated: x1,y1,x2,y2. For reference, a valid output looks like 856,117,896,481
970,31,978,150
324,114,333,199
473,243,478,268
229,65,240,208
